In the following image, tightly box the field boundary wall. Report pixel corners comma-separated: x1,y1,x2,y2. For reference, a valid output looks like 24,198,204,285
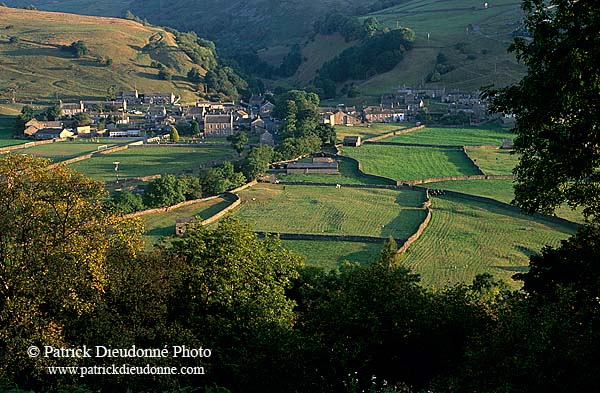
396,189,432,255
409,185,580,231
363,125,425,142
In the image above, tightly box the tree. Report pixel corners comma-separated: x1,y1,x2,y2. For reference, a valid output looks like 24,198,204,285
314,124,336,145
227,131,248,154
143,175,185,207
111,191,145,214
70,40,89,58
159,68,173,81
73,112,91,127
243,144,274,180
187,67,202,83
190,120,200,137
487,0,600,220
170,126,180,143
0,155,144,385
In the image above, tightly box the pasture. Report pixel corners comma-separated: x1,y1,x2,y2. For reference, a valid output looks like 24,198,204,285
277,158,394,185
141,195,235,248
466,147,519,175
234,184,427,239
335,123,410,142
69,146,235,181
0,7,199,102
282,240,383,272
384,126,514,146
426,179,585,224
342,144,480,181
401,194,575,288
12,141,118,161
357,0,526,93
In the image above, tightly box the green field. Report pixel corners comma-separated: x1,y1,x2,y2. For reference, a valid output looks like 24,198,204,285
234,184,427,239
401,195,575,288
142,196,235,247
335,123,410,142
384,126,515,146
426,179,585,224
0,116,26,147
357,0,526,93
342,144,481,181
466,147,519,175
282,240,383,271
277,158,394,185
12,141,119,161
69,146,235,181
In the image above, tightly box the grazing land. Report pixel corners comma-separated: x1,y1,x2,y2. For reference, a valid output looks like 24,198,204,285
426,179,585,224
384,126,515,146
276,158,394,185
466,147,520,175
234,184,427,239
334,123,410,142
0,7,200,103
342,144,481,181
281,240,383,272
69,146,235,181
141,195,235,248
357,0,525,93
401,195,575,288
11,141,118,161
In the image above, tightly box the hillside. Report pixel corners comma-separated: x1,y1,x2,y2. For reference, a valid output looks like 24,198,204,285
355,0,527,92
0,7,203,103
3,0,128,17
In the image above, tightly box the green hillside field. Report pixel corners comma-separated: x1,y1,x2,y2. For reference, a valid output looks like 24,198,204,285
384,126,515,146
401,194,575,288
234,184,427,239
341,144,481,181
69,146,235,181
356,0,526,93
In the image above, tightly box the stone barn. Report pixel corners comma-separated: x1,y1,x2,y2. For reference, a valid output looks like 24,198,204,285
343,136,362,147
287,157,339,175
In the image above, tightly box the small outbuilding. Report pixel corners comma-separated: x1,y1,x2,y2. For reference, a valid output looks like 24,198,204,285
343,136,362,147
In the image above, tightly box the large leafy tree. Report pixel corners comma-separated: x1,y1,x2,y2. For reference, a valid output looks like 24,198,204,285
488,0,600,220
0,154,143,386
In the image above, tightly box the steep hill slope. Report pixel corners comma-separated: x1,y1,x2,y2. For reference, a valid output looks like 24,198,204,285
0,6,202,102
355,0,526,92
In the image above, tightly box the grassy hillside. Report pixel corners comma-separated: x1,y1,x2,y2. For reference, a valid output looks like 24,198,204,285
385,126,515,146
401,194,575,288
341,144,481,181
356,0,526,93
0,7,202,103
234,184,427,239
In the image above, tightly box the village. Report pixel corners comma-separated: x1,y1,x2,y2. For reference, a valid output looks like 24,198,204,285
18,87,496,146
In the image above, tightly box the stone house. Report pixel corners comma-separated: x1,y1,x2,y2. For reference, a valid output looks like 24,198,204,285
204,114,234,136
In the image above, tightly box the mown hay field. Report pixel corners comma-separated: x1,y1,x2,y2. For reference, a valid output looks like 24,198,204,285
384,126,514,146
342,144,480,181
401,195,575,288
234,184,427,239
466,147,519,175
426,179,585,224
282,240,383,272
69,146,235,181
